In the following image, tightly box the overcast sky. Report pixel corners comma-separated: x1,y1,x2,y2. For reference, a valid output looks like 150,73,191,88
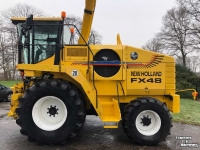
0,0,176,47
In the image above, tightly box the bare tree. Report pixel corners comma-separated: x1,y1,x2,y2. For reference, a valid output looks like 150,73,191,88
186,56,200,72
158,7,193,66
142,0,200,69
65,15,102,44
88,29,102,45
177,0,200,50
6,26,18,79
0,3,46,80
142,36,164,53
0,25,13,80
176,55,200,72
1,3,45,21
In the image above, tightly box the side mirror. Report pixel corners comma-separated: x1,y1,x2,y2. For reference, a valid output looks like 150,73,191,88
26,14,34,30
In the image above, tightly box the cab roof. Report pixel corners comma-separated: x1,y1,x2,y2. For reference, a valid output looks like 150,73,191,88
11,17,63,25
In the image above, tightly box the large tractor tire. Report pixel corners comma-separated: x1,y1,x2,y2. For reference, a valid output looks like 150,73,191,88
122,97,172,145
16,79,86,145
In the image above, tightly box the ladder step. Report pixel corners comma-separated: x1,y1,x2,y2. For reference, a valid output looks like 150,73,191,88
101,115,119,122
103,122,118,128
98,98,121,127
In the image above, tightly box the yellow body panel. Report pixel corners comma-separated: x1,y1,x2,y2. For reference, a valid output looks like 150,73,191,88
17,64,59,72
11,44,179,115
8,1,180,129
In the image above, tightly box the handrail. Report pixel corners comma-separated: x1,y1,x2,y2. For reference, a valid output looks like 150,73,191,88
176,89,198,100
117,34,122,45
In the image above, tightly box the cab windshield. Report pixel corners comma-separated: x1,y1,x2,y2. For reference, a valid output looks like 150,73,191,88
17,20,70,64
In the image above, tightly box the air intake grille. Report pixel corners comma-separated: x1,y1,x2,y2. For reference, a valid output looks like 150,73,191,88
67,48,87,57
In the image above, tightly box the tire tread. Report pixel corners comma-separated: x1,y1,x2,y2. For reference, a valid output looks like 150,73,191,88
16,79,86,145
122,97,172,145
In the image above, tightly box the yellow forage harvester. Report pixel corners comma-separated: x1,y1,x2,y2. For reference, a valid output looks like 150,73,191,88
8,0,182,146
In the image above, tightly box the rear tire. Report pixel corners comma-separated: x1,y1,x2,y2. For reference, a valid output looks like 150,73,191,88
122,97,172,145
6,93,12,102
16,79,86,145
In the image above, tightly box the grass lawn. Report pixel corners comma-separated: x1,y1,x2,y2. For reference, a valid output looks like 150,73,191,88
172,98,200,126
0,81,20,87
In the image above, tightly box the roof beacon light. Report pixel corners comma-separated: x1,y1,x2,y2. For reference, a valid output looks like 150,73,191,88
61,11,66,18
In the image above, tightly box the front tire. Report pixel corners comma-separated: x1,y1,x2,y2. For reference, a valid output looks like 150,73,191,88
122,97,172,145
16,79,86,145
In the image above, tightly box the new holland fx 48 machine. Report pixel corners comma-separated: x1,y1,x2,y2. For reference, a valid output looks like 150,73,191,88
8,0,180,146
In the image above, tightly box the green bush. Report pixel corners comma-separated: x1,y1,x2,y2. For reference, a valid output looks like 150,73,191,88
176,64,200,99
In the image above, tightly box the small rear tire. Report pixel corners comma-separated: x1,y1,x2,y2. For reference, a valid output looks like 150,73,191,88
122,97,172,145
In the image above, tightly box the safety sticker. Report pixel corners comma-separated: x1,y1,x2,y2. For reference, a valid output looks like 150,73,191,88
71,70,78,77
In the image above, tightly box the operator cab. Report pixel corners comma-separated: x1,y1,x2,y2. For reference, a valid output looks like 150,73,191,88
11,15,71,65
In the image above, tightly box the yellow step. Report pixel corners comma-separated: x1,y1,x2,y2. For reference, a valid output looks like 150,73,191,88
98,99,121,128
